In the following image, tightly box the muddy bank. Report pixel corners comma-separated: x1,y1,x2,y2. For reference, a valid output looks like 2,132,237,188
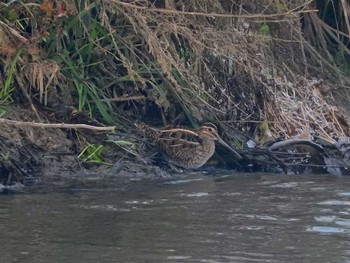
0,106,79,181
1,103,350,194
1,1,350,191
0,105,172,189
0,103,350,192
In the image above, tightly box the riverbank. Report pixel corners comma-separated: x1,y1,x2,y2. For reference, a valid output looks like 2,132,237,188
0,1,350,187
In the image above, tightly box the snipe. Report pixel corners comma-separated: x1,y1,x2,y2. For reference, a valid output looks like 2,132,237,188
136,123,242,169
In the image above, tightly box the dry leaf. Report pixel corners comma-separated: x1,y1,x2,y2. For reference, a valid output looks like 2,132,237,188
40,1,53,16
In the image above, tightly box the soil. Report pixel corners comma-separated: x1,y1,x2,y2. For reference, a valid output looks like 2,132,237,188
0,105,78,182
0,105,173,190
0,99,349,193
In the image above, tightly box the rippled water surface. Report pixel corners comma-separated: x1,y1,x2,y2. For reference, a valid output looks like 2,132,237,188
1,173,350,263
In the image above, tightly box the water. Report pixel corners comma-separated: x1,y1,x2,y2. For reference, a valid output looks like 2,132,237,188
1,173,350,263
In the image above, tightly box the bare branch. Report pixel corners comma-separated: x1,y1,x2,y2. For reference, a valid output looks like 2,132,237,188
110,0,317,19
0,118,116,131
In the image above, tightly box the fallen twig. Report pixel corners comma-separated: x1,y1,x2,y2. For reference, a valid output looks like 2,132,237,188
111,0,317,19
268,139,325,153
0,118,116,131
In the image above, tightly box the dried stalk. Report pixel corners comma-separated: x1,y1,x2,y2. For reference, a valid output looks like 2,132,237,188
0,118,116,131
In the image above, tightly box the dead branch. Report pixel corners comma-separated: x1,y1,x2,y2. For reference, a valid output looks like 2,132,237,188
111,0,317,19
0,118,116,131
268,139,325,153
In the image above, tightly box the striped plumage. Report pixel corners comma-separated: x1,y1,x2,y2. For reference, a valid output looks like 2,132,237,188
136,123,241,169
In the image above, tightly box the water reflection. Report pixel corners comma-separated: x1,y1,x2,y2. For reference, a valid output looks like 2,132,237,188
309,190,350,236
1,173,350,262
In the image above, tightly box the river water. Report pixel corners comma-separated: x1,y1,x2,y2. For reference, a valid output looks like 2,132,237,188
1,173,350,263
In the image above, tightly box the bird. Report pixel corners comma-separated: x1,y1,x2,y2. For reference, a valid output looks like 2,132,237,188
136,122,242,169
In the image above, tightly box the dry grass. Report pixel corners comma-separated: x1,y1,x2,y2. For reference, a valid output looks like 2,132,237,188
24,60,63,106
0,0,349,144
103,0,350,142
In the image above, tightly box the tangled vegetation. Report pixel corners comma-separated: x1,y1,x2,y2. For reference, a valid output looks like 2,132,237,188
0,0,349,183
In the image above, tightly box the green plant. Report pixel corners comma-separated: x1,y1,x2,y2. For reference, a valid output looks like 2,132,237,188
259,23,270,35
58,52,114,124
0,50,22,107
1,151,11,162
78,143,111,165
44,3,115,124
